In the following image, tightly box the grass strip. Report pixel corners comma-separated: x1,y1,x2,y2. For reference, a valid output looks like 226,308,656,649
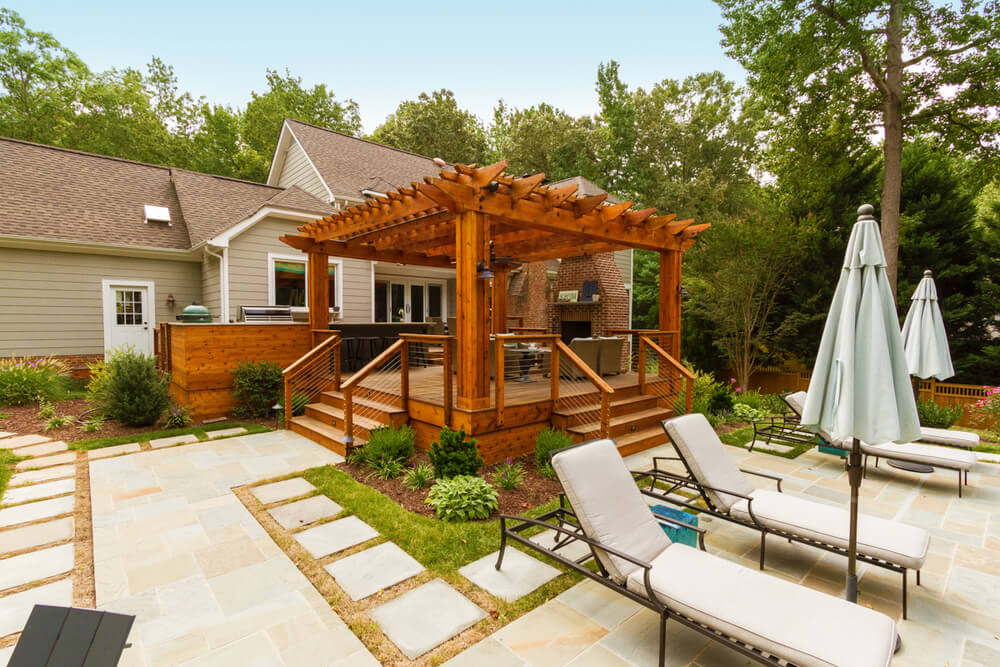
68,422,271,451
717,425,814,459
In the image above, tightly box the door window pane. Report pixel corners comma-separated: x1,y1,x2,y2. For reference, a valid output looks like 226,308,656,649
273,260,306,307
428,285,442,319
374,281,388,322
410,284,424,323
115,290,143,325
328,264,337,310
390,284,405,322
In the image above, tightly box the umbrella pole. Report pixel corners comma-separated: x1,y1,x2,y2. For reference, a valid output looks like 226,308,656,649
846,436,862,603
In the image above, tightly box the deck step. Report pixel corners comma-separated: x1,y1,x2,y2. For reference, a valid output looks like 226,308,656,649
305,402,393,437
320,391,407,424
566,407,672,438
616,425,670,457
289,416,362,456
553,393,659,419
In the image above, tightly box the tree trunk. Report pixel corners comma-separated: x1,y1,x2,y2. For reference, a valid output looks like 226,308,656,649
881,0,904,299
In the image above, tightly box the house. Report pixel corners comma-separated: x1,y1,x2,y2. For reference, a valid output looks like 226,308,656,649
0,119,633,373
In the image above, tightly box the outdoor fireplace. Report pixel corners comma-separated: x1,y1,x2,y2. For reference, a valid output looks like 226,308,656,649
560,321,592,344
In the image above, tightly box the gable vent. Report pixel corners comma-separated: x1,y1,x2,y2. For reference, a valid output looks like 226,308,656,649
144,205,171,225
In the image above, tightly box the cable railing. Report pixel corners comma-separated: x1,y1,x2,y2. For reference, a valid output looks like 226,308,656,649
553,339,614,440
606,329,679,373
341,338,405,446
638,335,694,414
282,333,342,429
400,334,453,427
491,335,558,426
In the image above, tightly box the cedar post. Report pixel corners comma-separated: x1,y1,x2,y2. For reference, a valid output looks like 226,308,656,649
307,252,330,341
455,210,491,410
492,265,509,334
659,250,682,359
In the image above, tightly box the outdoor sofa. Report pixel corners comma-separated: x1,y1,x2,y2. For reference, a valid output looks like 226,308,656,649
498,438,898,667
652,414,929,618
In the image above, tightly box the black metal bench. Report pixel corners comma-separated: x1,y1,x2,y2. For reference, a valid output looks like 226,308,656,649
9,605,134,667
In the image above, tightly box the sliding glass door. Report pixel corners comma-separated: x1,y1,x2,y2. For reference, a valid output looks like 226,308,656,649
374,279,444,322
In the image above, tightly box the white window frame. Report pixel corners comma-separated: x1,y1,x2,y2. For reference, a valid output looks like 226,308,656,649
267,252,343,314
101,279,156,358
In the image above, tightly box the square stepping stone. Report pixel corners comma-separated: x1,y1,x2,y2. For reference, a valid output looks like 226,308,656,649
0,495,74,528
88,442,141,460
3,477,75,506
1,434,50,450
325,542,425,600
8,464,76,487
0,517,74,554
529,529,595,564
0,578,72,636
0,432,15,440
252,478,316,505
209,427,248,439
267,495,341,530
15,452,75,470
12,440,67,457
0,542,74,591
369,578,486,659
294,516,376,559
150,433,199,449
459,548,560,602
746,440,794,453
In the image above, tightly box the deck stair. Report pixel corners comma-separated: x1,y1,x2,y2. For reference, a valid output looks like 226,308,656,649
552,388,674,457
289,390,406,456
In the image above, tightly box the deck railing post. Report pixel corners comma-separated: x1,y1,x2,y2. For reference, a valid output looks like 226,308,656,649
443,336,453,428
638,338,647,394
550,344,560,403
400,341,410,408
600,391,611,439
343,386,354,448
284,376,292,430
685,375,693,414
333,340,341,391
495,341,505,426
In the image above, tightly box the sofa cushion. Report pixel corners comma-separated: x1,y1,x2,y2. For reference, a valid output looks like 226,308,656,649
861,441,977,471
917,427,979,449
730,489,929,570
626,544,896,667
662,414,755,512
551,439,670,584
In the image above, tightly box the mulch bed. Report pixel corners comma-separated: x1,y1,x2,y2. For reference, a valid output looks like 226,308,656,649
0,398,273,443
338,450,563,519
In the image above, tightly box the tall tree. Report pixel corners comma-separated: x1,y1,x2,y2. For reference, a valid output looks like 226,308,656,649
716,0,1000,295
371,89,487,164
488,101,602,181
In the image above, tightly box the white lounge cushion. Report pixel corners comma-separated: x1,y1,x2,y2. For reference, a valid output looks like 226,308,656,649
918,427,979,449
663,414,755,512
626,543,896,667
862,441,977,471
784,391,808,416
730,489,929,570
551,439,670,584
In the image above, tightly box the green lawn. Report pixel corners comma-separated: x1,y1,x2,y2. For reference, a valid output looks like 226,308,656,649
0,449,24,500
69,422,271,451
717,425,815,459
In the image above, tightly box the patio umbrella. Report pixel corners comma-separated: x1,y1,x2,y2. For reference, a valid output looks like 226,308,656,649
800,204,921,604
901,270,955,381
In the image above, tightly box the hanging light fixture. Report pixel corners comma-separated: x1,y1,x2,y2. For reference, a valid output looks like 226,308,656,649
476,261,494,280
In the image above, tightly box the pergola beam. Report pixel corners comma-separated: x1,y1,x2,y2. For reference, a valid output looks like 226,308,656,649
280,235,454,268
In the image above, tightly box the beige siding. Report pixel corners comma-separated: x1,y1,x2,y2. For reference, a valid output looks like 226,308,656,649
614,249,633,286
201,252,222,320
274,140,329,201
227,216,373,323
0,246,200,357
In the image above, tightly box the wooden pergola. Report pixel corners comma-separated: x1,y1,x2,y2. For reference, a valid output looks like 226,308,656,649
281,161,708,412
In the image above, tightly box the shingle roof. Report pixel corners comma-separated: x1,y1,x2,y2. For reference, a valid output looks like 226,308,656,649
547,176,622,204
284,119,445,199
0,137,331,250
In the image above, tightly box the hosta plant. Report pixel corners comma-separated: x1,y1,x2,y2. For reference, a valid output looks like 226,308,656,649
425,475,498,522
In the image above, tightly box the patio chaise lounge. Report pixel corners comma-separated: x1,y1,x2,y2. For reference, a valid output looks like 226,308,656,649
498,438,898,667
778,391,977,496
652,414,929,618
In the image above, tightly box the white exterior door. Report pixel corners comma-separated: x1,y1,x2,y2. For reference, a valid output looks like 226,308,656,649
102,281,155,356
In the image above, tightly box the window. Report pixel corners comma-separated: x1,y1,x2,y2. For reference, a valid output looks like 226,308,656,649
269,255,339,311
115,289,143,325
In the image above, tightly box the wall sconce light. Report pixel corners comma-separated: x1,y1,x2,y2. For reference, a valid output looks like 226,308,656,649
166,293,176,307
476,261,494,280
676,285,688,296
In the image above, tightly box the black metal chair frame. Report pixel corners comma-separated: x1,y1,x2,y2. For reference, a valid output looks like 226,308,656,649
648,427,918,618
498,442,818,667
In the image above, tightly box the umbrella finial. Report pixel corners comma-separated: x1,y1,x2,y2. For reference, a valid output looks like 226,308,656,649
923,269,933,277
857,204,876,221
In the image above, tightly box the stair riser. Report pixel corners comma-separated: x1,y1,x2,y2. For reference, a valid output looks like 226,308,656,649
320,395,407,425
289,420,348,456
554,395,662,427
563,410,670,439
554,384,640,410
617,432,669,457
305,405,384,440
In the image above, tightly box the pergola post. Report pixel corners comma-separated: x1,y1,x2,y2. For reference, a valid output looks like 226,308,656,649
456,210,491,410
659,250,681,359
491,265,509,334
307,251,330,339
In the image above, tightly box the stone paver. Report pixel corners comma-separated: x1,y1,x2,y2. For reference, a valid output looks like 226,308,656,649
0,494,74,528
2,477,75,506
369,578,487,660
8,464,76,487
88,430,373,666
0,517,74,554
0,542,73,591
294,516,376,559
252,477,316,505
977,451,1000,463
88,442,142,460
14,451,75,470
209,427,249,439
12,440,67,458
745,439,794,453
1,434,49,450
149,433,199,449
268,494,342,530
528,528,595,563
325,541,424,601
442,637,525,667
0,431,15,439
460,548,560,602
0,578,72,636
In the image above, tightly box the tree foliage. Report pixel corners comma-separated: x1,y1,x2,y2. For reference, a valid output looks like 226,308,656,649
371,89,487,164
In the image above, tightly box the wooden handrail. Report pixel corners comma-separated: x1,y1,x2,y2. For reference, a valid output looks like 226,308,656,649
284,334,341,379
509,327,548,335
342,338,406,391
283,333,341,428
555,340,615,395
493,333,559,341
640,335,694,414
341,337,406,448
639,336,694,380
398,333,452,341
606,329,679,336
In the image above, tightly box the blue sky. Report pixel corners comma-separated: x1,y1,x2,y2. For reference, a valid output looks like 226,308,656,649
10,1,745,133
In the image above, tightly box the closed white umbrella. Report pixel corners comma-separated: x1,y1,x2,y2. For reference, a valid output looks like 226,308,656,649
800,204,921,604
901,270,955,381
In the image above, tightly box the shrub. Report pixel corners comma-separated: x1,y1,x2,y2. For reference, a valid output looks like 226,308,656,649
491,457,525,490
429,427,482,478
403,463,435,489
37,400,56,419
44,415,71,431
426,475,498,521
916,399,962,429
359,425,415,467
87,347,171,426
732,389,769,412
0,357,69,406
370,455,405,480
534,427,573,471
0,412,11,420
971,386,1000,438
80,417,103,433
673,367,729,417
733,403,766,423
761,393,790,416
164,404,192,429
232,361,283,418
